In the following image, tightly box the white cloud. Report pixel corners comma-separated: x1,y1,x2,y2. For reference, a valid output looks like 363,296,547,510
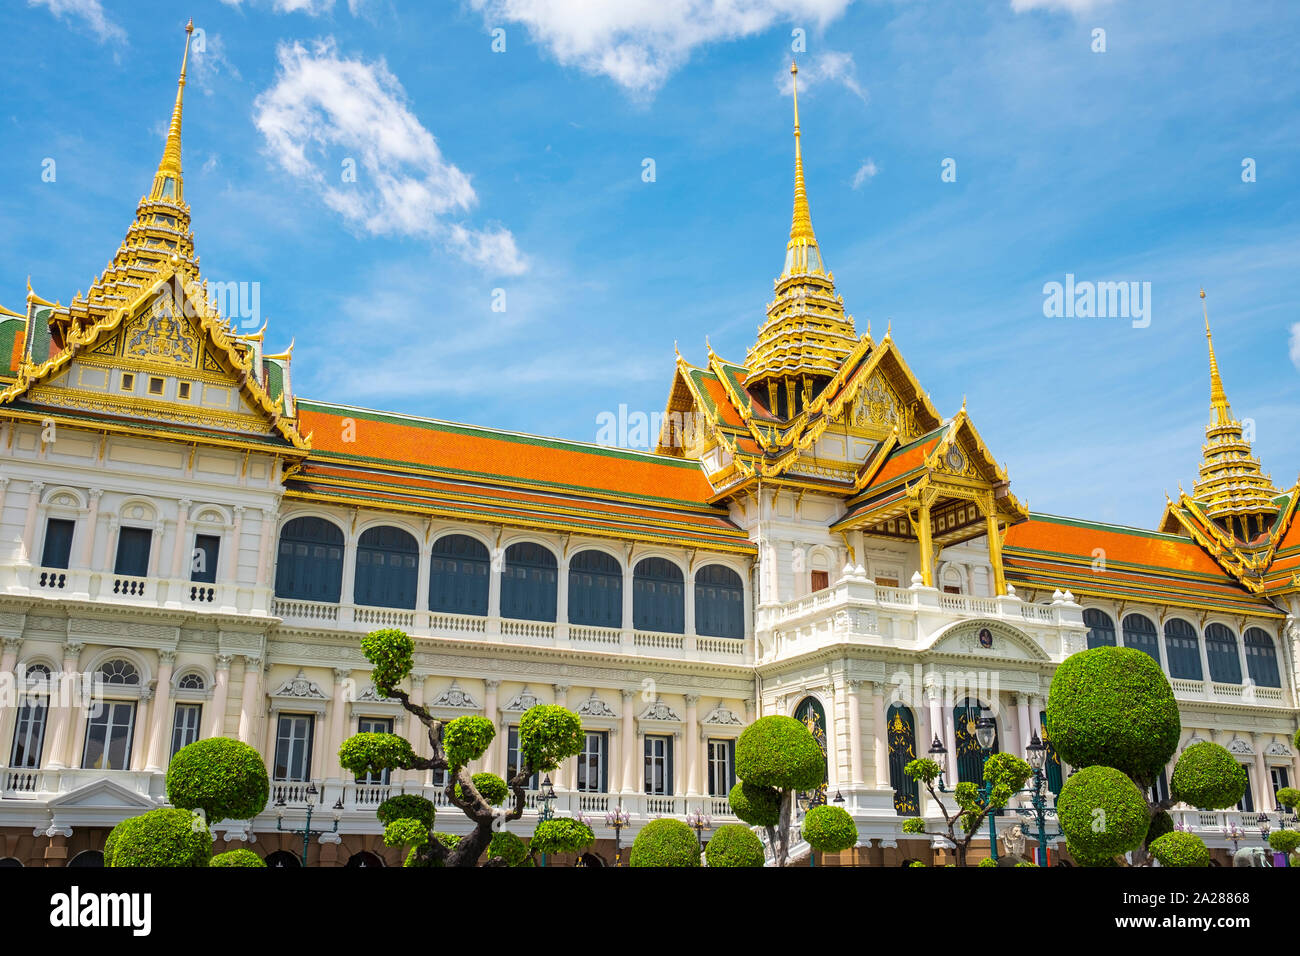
467,0,854,93
253,38,527,275
190,31,241,94
851,157,878,188
219,0,337,14
1010,0,1113,13
28,0,126,43
1290,323,1300,371
781,50,868,102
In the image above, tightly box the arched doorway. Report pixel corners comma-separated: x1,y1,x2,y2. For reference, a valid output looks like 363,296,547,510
0,857,22,868
886,704,919,814
345,851,384,868
793,696,828,808
68,850,104,867
264,850,302,868
953,698,998,784
577,852,605,868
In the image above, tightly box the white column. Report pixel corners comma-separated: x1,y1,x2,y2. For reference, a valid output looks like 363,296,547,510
223,506,245,585
1017,694,1033,754
0,638,22,768
685,695,700,796
552,684,569,788
238,655,263,745
684,567,696,636
20,480,45,563
483,679,500,775
44,642,83,769
146,521,165,578
1197,627,1213,683
255,510,278,585
846,680,863,787
77,488,102,569
1236,633,1251,691
621,689,636,795
130,688,153,771
102,516,120,574
169,499,192,578
329,668,351,782
207,655,231,738
340,531,358,606
146,650,177,771
1253,736,1271,810
621,562,635,633
872,682,888,788
406,676,427,785
488,547,503,620
556,556,569,628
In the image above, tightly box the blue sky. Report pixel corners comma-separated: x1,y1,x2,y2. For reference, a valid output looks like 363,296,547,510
2,0,1299,529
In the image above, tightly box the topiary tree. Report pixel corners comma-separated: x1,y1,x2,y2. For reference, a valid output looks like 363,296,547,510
900,751,1032,867
704,824,765,867
1170,742,1248,810
108,808,212,868
629,817,701,867
166,736,270,824
1268,828,1299,866
527,817,596,866
1149,831,1210,867
730,715,825,866
1275,787,1300,812
210,848,267,868
485,830,532,867
801,804,858,863
1057,765,1150,862
338,629,586,867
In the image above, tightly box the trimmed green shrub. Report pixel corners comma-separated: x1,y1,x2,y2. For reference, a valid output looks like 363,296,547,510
456,772,508,806
802,804,857,854
487,830,531,867
384,818,430,849
1149,831,1210,867
907,860,926,867
1066,840,1119,867
166,737,270,822
103,816,134,867
530,818,596,856
362,629,414,695
338,732,416,778
442,715,495,768
629,818,701,867
1057,765,1150,860
1045,647,1181,782
517,705,584,775
704,824,765,867
376,793,435,830
734,715,825,791
1015,861,1039,867
1268,829,1300,854
108,808,212,868
728,781,780,827
1170,742,1248,810
904,758,943,784
1145,810,1174,847
210,848,266,868
901,817,926,835
1272,787,1299,810
978,857,998,867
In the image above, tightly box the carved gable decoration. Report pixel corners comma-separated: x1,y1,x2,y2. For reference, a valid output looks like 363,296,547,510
122,287,201,370
928,620,1049,662
1227,737,1254,755
639,697,681,721
356,684,388,703
503,687,541,712
429,680,478,709
576,692,617,718
271,669,327,700
1265,739,1293,757
853,370,904,432
702,702,743,726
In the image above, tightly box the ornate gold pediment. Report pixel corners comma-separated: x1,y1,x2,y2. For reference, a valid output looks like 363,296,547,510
121,287,202,371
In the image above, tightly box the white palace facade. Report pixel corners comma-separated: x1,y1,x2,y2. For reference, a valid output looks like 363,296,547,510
0,37,1296,867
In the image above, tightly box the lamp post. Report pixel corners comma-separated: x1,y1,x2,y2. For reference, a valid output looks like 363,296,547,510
930,709,1000,862
274,783,343,867
537,775,557,868
1018,731,1064,866
605,803,631,866
686,806,712,855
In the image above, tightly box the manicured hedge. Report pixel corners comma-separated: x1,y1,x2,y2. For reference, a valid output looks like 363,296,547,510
166,737,270,822
376,793,435,830
704,824,765,867
530,818,595,856
108,808,212,868
1149,831,1210,867
1170,742,1248,810
1268,829,1300,854
518,705,584,775
734,715,825,791
442,715,495,768
456,771,509,806
487,830,531,867
802,805,858,854
338,732,416,779
210,848,267,868
628,818,701,867
1057,765,1150,860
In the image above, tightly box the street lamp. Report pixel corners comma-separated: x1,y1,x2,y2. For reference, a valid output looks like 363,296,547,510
930,713,1000,863
686,806,712,854
605,803,631,866
274,783,343,867
1015,730,1064,866
537,775,557,868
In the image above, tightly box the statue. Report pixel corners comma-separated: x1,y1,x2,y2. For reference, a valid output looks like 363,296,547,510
1231,846,1272,867
1001,823,1027,860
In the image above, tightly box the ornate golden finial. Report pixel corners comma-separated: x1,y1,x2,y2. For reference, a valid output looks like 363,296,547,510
151,20,194,203
885,318,892,339
961,395,967,412
788,60,814,246
1201,288,1229,423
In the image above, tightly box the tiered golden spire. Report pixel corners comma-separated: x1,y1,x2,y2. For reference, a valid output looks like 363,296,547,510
1190,289,1281,541
151,18,193,203
744,61,859,419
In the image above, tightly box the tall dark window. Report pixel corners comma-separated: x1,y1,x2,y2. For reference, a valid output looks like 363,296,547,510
41,518,75,570
633,558,684,634
1083,608,1116,648
886,704,919,814
114,527,152,577
567,550,622,628
1205,624,1242,684
1237,765,1254,812
1039,711,1062,795
354,526,419,609
273,714,315,782
356,716,394,785
9,667,49,769
954,698,997,785
171,703,202,758
190,534,220,584
1271,767,1291,809
644,735,673,795
500,542,557,622
695,564,745,638
1243,628,1281,687
82,701,136,770
274,517,345,603
1163,618,1203,680
428,534,490,616
707,739,736,796
505,726,538,790
576,731,608,792
1121,614,1160,664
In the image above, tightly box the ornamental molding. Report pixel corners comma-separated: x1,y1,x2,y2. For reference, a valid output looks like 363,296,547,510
429,680,478,709
575,692,617,718
270,668,327,700
639,697,681,721
356,684,389,703
503,686,542,712
1265,740,1293,757
1227,737,1254,756
1184,734,1208,750
702,702,743,726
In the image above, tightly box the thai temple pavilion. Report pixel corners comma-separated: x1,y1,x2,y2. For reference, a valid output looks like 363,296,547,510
0,31,1295,867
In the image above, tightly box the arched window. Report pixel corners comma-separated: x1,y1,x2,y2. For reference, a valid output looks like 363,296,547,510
567,550,622,628
1121,614,1160,664
177,672,205,691
501,542,557,622
264,850,301,868
695,564,745,639
429,534,490,616
275,517,344,603
97,659,140,685
354,526,419,609
1039,711,1062,795
1163,619,1203,680
1083,609,1116,648
953,698,997,785
1204,624,1242,684
1243,628,1281,688
886,704,919,815
633,558,684,634
793,696,828,806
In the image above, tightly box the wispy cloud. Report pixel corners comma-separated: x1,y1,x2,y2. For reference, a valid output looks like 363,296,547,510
780,50,868,102
28,0,126,43
190,30,241,94
219,0,337,14
253,38,527,275
1010,0,1114,13
467,0,854,94
851,157,878,188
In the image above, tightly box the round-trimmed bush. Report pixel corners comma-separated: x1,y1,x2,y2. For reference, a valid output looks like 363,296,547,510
103,816,134,867
361,628,414,695
376,793,435,830
1275,787,1300,810
338,733,415,779
210,848,267,868
704,824,765,867
456,772,508,806
728,781,780,827
978,857,998,867
1170,742,1248,810
1057,765,1150,860
802,804,858,854
628,818,701,868
1268,829,1300,854
487,830,531,867
166,737,269,822
1066,840,1119,867
1045,647,1181,782
108,808,212,868
1149,831,1210,867
734,715,825,791
530,818,596,857
518,705,584,775
442,715,495,768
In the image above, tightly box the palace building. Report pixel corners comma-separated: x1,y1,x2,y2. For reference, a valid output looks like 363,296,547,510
0,30,1296,867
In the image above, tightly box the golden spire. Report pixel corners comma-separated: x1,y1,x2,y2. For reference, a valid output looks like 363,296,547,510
151,19,194,203
1202,289,1230,424
789,61,814,245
